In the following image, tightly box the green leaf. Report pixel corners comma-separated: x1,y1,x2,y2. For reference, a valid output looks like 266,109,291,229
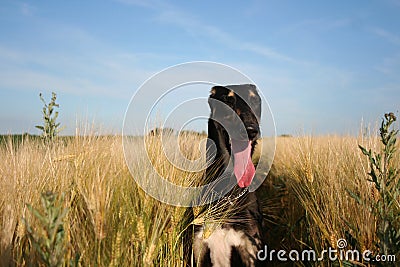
345,188,363,205
358,145,370,156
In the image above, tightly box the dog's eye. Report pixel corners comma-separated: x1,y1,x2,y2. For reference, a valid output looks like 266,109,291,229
249,94,260,102
221,95,236,106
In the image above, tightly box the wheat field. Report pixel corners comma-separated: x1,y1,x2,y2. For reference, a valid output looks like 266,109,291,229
0,130,398,266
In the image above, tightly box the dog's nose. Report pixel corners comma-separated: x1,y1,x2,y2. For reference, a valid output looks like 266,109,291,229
246,126,259,139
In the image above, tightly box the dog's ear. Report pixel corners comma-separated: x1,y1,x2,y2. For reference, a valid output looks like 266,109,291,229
210,86,224,97
209,86,227,111
209,86,236,111
210,87,217,96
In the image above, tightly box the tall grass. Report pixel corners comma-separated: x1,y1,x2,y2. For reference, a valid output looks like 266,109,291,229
0,128,398,266
0,133,203,266
266,133,399,265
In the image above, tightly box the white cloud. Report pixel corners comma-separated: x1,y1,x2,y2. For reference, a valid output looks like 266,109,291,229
281,17,352,35
0,38,155,99
117,0,300,64
370,27,400,46
239,43,296,63
375,53,400,75
113,0,159,8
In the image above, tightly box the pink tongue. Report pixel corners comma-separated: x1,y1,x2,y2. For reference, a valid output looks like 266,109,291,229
231,140,255,188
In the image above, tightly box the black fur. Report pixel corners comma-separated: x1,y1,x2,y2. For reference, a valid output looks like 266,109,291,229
184,84,264,267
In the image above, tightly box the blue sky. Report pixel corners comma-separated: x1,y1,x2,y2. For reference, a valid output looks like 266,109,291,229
1,0,399,135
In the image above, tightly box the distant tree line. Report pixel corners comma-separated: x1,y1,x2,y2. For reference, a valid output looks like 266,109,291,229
149,128,206,137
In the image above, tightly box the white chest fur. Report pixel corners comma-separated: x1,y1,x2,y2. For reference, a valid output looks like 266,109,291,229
193,224,258,267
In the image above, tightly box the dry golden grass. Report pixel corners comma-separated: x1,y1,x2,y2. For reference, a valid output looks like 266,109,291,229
250,133,399,266
0,134,201,266
0,131,398,266
272,136,379,252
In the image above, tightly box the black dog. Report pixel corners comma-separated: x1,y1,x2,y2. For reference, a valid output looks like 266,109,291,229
186,84,264,267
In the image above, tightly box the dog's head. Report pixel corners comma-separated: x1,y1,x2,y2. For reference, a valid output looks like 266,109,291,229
208,84,261,187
